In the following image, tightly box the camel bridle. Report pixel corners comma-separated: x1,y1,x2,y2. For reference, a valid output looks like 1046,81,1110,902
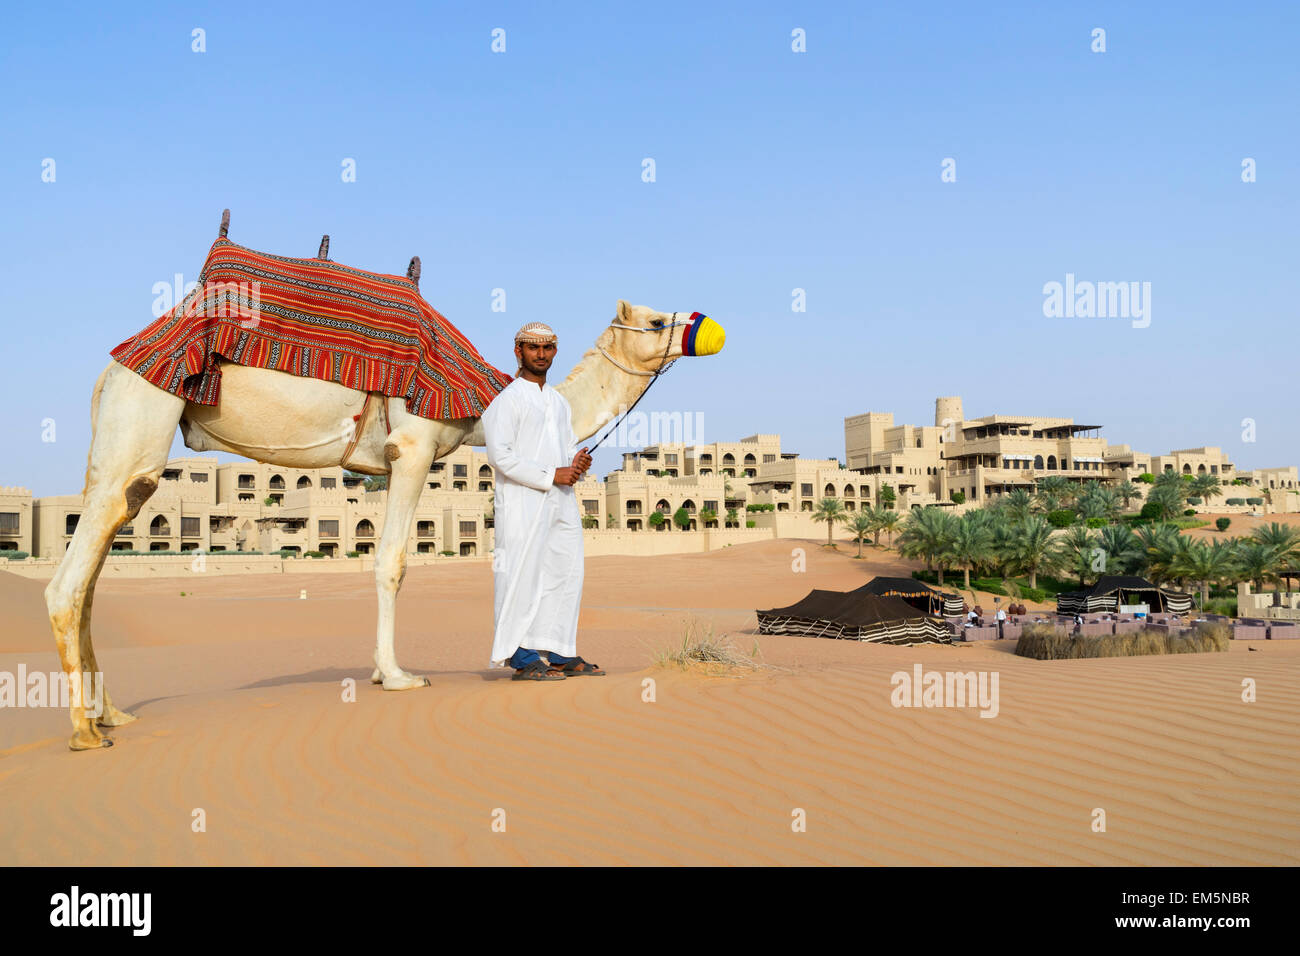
588,311,692,452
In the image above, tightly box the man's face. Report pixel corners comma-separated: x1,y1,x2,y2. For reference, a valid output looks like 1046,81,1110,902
516,340,556,376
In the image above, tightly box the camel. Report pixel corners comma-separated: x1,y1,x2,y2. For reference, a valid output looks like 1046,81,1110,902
46,300,726,750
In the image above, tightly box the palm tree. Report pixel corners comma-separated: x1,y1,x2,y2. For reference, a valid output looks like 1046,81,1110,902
1171,539,1239,608
945,513,995,589
1234,539,1285,592
897,507,959,585
1249,522,1300,565
1189,474,1223,508
1035,476,1071,513
1147,484,1186,521
1115,480,1142,511
846,510,875,558
811,497,847,547
1002,488,1036,523
1058,525,1099,586
1005,515,1057,589
875,508,903,547
1096,523,1144,576
1135,522,1182,583
1077,486,1121,522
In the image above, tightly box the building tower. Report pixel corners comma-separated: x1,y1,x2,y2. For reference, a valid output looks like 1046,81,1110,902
935,396,964,436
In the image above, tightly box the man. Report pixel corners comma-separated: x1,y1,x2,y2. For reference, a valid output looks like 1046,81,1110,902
481,321,605,681
995,600,1007,639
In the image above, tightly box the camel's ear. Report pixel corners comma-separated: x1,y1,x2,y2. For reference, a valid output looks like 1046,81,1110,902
616,299,632,323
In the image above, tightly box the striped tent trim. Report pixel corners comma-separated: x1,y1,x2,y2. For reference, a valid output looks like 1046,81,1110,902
109,237,513,420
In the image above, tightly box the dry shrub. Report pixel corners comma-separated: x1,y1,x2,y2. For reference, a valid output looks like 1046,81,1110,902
1015,621,1230,660
655,620,765,676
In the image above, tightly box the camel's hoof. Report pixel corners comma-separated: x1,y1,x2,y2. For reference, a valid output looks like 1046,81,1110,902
370,667,384,685
98,708,138,728
380,672,430,691
69,732,113,751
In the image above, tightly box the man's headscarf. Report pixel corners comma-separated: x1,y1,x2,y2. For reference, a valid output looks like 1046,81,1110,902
515,321,557,346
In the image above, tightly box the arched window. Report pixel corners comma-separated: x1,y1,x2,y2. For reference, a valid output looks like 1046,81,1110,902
1034,455,1044,468
356,519,375,538
150,515,170,537
1047,455,1057,470
297,476,312,488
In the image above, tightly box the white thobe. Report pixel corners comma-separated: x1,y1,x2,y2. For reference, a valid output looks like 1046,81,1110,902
481,377,584,667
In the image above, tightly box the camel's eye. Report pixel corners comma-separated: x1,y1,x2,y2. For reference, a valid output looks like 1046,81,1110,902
650,317,665,329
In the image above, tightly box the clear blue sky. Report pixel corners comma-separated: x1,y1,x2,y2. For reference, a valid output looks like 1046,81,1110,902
3,1,1297,496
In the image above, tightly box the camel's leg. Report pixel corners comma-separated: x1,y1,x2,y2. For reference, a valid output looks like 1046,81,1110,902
45,363,183,749
371,414,439,690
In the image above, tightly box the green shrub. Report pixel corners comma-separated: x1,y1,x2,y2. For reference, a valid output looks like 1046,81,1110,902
1186,496,1201,505
1246,497,1264,506
1084,517,1107,528
1205,596,1238,617
1139,501,1163,520
1216,517,1231,532
440,550,455,556
346,551,360,558
2,551,30,560
950,490,966,504
746,520,756,528
1226,498,1245,506
1183,509,1196,516
305,550,325,558
1136,473,1155,484
1047,509,1077,528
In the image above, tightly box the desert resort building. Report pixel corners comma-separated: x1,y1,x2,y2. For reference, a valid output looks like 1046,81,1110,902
2,395,1297,567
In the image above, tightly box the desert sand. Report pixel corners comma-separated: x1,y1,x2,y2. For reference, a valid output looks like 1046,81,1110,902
1,537,1297,865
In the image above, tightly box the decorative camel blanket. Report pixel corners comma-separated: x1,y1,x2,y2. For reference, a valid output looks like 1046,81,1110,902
110,236,513,420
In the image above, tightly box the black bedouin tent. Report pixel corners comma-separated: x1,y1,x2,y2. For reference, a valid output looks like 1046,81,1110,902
851,576,965,617
756,590,952,644
1056,575,1193,615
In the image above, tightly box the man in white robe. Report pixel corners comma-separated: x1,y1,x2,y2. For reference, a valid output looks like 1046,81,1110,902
481,321,604,680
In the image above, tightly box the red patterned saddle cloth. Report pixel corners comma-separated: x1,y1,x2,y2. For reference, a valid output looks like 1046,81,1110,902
110,236,513,419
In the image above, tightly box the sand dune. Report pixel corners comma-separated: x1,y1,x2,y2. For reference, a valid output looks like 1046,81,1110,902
2,538,1297,865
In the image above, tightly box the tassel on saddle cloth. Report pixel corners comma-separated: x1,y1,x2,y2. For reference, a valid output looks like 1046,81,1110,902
110,226,513,421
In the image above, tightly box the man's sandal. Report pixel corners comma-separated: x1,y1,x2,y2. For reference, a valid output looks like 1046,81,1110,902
512,659,566,681
554,657,605,677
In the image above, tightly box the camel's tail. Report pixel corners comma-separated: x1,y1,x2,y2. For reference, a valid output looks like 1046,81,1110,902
82,364,111,496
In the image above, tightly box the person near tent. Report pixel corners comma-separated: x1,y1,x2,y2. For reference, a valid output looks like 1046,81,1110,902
481,320,605,682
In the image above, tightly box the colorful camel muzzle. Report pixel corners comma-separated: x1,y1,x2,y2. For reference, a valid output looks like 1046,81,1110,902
682,312,726,356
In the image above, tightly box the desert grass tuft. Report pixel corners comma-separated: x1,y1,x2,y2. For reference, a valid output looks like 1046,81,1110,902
1015,621,1230,660
654,619,766,676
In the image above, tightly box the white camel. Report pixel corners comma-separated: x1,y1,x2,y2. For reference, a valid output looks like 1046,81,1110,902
46,301,725,750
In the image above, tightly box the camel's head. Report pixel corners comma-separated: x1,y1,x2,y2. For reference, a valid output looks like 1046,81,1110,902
604,300,725,373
